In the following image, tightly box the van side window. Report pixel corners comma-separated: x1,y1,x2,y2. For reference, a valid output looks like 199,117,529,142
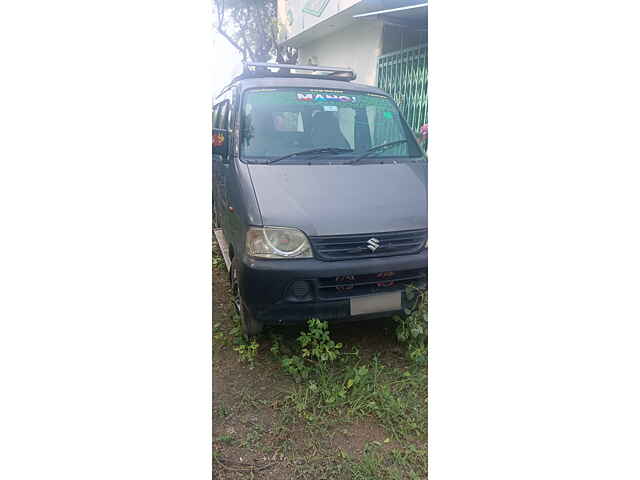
219,101,230,130
212,104,220,129
213,101,230,129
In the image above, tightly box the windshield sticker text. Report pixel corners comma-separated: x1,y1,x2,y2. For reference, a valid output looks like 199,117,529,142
297,93,357,103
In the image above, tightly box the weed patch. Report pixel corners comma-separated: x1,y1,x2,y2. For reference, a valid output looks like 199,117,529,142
233,339,259,369
272,318,427,440
225,311,260,368
393,287,428,366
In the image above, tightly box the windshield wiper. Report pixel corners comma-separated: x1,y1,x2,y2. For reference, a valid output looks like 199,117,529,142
349,140,409,165
267,147,354,164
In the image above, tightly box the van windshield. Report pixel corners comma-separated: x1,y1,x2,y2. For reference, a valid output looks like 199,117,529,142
240,88,422,162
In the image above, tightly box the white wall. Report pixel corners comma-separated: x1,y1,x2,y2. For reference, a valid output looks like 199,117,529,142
279,0,362,40
297,20,384,86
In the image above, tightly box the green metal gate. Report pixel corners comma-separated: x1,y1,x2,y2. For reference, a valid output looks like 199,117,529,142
376,44,428,134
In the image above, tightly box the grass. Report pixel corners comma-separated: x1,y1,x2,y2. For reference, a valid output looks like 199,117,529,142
286,442,427,480
212,247,427,478
223,310,426,476
265,301,427,439
278,351,427,439
347,443,428,480
216,434,235,446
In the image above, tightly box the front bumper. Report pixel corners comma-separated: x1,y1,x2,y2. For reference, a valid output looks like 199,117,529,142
238,250,427,325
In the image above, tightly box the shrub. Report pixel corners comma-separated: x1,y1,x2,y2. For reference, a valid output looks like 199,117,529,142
280,318,342,382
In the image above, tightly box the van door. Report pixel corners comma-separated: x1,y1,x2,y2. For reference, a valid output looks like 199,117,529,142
212,100,230,228
212,103,220,222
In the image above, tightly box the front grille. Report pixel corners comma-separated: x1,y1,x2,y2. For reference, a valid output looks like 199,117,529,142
310,229,426,261
317,268,426,300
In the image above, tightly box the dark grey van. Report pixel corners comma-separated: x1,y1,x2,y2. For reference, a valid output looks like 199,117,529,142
213,62,426,337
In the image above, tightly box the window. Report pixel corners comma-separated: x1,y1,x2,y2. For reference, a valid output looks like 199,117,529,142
368,105,406,147
272,112,303,132
219,102,229,130
240,88,422,161
338,108,355,149
212,104,219,129
213,101,229,130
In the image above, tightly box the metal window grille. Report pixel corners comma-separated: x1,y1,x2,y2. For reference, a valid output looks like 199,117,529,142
376,44,428,133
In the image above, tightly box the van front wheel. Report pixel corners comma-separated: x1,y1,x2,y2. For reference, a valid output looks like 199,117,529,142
230,257,263,339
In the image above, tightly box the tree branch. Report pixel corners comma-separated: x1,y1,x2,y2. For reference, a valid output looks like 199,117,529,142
214,0,247,61
237,8,255,61
214,0,283,64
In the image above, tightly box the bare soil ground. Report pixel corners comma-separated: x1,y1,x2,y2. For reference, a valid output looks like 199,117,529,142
213,241,427,479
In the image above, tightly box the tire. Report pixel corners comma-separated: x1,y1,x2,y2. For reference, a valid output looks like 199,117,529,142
230,256,263,339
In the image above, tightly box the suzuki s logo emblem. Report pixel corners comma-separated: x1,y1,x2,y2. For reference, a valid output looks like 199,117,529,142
367,237,380,252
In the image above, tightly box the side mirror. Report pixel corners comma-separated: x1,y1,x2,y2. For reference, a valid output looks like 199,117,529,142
212,128,229,156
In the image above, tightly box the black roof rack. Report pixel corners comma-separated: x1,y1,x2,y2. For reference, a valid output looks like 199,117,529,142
215,62,358,100
238,62,357,82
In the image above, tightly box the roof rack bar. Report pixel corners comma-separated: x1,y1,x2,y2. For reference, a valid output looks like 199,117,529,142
245,62,353,75
242,62,357,81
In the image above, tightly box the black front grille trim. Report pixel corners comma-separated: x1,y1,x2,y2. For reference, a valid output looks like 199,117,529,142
317,268,426,300
310,229,427,261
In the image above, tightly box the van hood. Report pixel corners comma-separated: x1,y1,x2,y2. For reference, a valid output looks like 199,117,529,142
246,161,427,237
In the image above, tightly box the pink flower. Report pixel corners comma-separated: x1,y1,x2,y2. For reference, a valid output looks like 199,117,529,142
420,124,428,136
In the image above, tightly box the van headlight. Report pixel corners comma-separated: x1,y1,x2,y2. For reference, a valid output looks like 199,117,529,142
246,227,313,259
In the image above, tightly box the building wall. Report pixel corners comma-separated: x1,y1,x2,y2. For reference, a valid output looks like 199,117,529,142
278,0,362,41
297,20,384,86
